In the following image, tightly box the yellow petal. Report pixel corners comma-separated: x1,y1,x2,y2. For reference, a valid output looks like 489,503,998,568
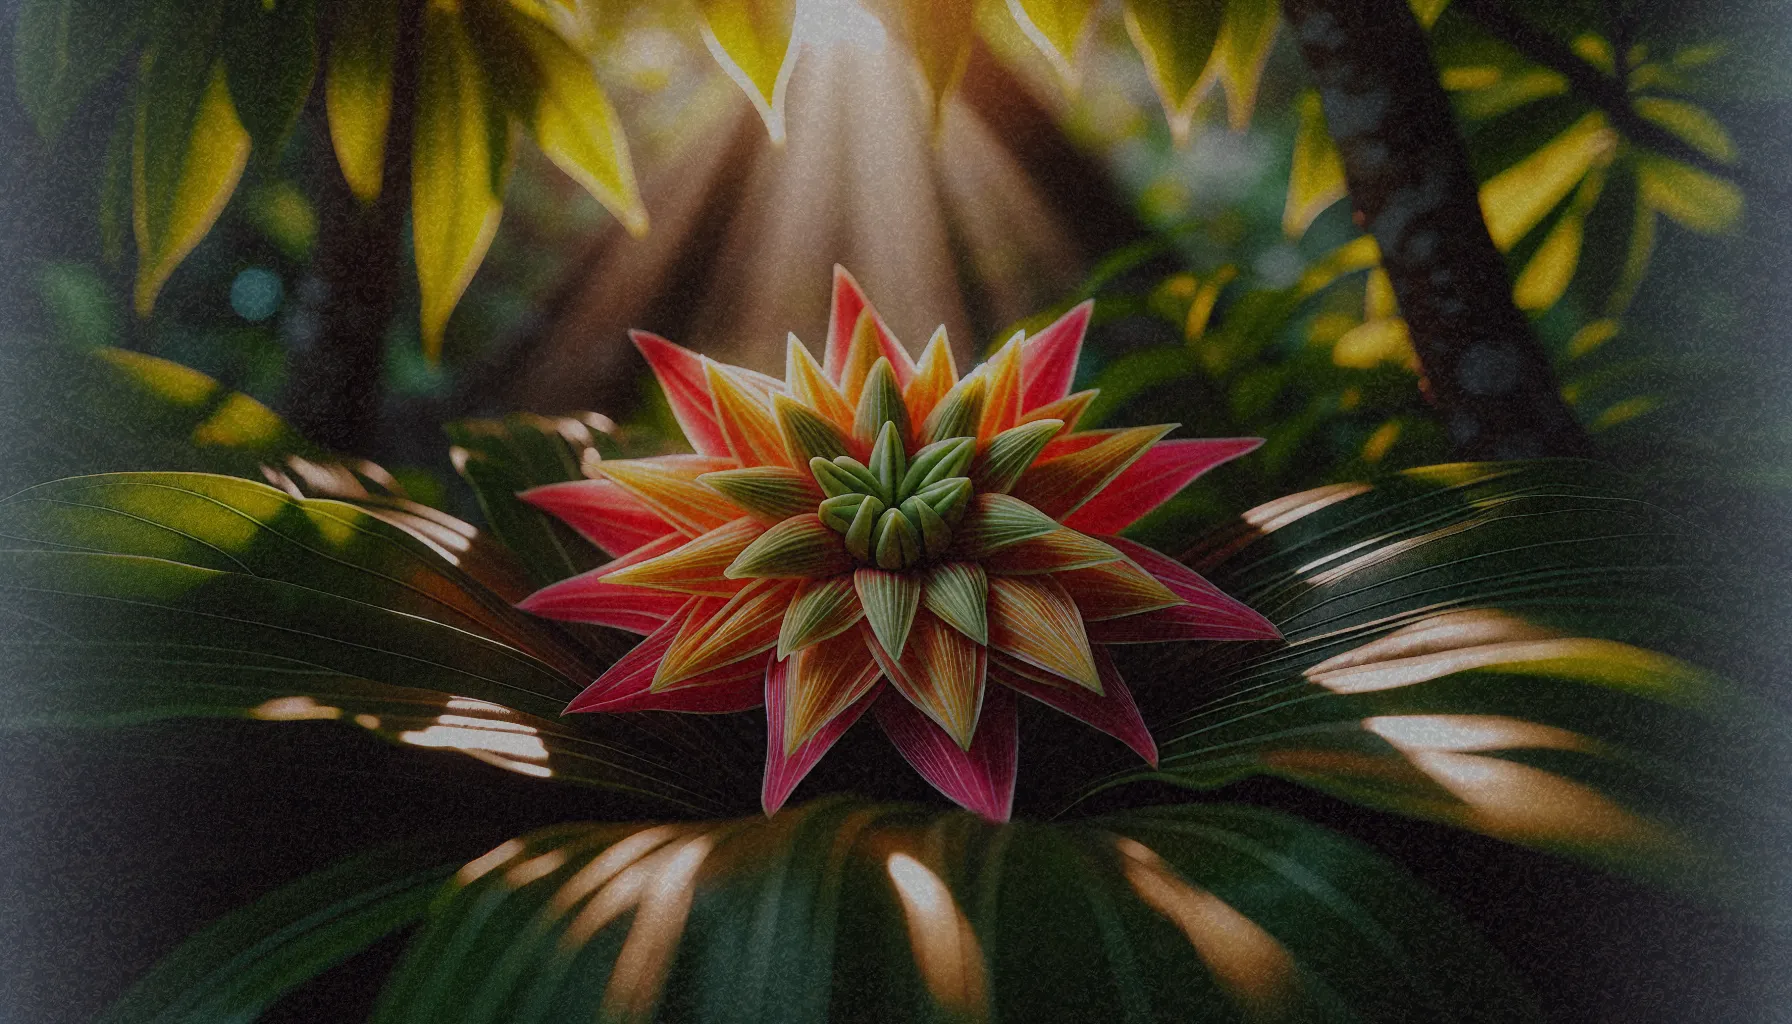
784,628,882,751
597,456,743,536
697,0,797,143
868,613,987,749
904,326,959,429
602,517,764,595
1020,389,1096,431
976,333,1025,441
1009,424,1174,521
708,363,792,468
656,578,793,689
1059,558,1183,620
987,575,1100,691
982,528,1122,574
785,334,856,431
838,311,886,408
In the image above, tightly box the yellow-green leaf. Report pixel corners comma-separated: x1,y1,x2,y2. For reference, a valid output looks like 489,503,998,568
1636,154,1742,234
1409,0,1450,28
222,0,318,158
132,38,251,316
1283,89,1346,239
900,0,975,126
412,5,512,358
1512,165,1604,312
1005,0,1097,86
1333,318,1416,370
697,0,796,142
1634,96,1736,165
324,0,397,203
1212,0,1278,130
1122,0,1226,146
1479,112,1613,251
467,0,647,236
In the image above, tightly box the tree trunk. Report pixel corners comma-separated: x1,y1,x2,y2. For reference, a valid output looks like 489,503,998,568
284,0,424,455
1281,0,1593,459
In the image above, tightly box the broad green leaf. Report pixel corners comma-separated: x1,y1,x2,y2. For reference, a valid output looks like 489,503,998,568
1478,112,1613,251
324,0,398,202
96,842,460,1024
445,413,615,588
367,799,1537,1024
1282,89,1346,239
466,0,648,236
1122,0,1226,146
413,4,512,358
1636,154,1743,234
1084,462,1784,901
1005,0,1098,87
132,0,251,315
696,0,797,142
899,0,976,125
0,471,739,811
14,0,149,140
1633,97,1736,164
1211,0,1278,130
221,0,318,158
0,344,320,496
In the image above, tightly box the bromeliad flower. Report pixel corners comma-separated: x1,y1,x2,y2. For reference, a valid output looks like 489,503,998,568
517,268,1279,820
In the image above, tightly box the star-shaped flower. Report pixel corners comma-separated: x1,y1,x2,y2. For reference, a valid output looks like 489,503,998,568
518,267,1279,820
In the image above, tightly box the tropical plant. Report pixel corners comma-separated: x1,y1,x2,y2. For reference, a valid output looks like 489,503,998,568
3,269,1782,1021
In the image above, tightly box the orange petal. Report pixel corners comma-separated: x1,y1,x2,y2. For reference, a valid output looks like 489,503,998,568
655,578,795,689
987,575,1099,691
601,517,765,594
1009,424,1175,521
903,326,958,428
706,363,792,468
865,614,986,749
976,332,1024,441
837,311,885,408
1058,556,1184,620
982,528,1123,574
785,333,856,431
597,455,743,536
784,628,884,752
1019,389,1097,432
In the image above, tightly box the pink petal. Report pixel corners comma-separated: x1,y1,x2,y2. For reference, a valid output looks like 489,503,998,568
821,266,914,386
990,649,1157,767
762,659,883,815
1086,537,1281,641
1019,300,1092,412
1061,438,1263,535
630,330,730,457
520,480,679,557
875,685,1017,822
565,599,767,713
515,549,690,634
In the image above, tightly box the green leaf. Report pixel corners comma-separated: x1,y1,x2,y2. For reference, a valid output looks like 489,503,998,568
221,0,318,159
1085,461,1785,901
132,0,252,315
1006,0,1098,87
413,3,512,358
324,0,398,202
444,412,615,588
96,842,459,1024
14,0,150,140
1635,154,1742,234
696,0,796,142
922,561,988,644
366,799,1538,1024
1479,112,1613,251
0,471,738,811
1122,0,1226,146
1210,0,1278,130
855,567,920,658
897,0,975,124
1282,88,1346,240
465,0,648,236
972,418,1062,494
699,466,818,521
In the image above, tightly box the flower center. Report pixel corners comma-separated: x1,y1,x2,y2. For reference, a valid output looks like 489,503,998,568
811,422,975,571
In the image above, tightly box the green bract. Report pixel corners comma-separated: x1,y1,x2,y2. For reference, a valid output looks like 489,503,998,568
810,422,974,571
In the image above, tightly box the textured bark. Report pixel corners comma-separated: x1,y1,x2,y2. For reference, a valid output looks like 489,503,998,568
1282,0,1592,459
284,0,424,455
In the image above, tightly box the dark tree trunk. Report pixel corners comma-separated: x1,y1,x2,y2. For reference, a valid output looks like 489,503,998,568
1281,0,1593,460
284,0,424,455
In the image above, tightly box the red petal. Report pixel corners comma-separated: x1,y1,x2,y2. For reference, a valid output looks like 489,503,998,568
875,685,1017,822
1087,537,1281,641
991,649,1157,767
1062,438,1263,535
565,599,766,713
631,330,730,457
821,266,914,386
1019,301,1091,412
519,480,677,557
762,658,882,815
515,539,690,633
